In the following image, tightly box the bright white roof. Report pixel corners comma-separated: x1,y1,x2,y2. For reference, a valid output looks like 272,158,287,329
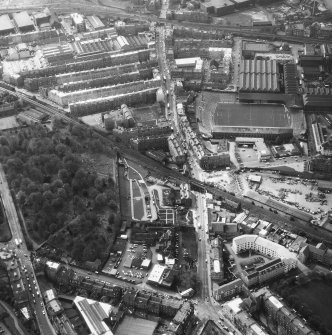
147,264,165,284
268,296,283,309
213,260,221,273
226,297,243,315
248,174,262,183
46,261,60,270
71,13,84,25
250,323,269,335
141,259,151,267
44,289,56,302
175,57,200,67
233,235,298,260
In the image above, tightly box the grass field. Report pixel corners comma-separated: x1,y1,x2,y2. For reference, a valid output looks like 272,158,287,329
132,180,141,198
133,198,144,220
292,281,332,332
213,103,290,128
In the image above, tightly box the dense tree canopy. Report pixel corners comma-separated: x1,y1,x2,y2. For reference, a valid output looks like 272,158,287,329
0,124,118,263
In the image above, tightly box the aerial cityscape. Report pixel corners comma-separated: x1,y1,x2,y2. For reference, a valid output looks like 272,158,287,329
0,0,332,334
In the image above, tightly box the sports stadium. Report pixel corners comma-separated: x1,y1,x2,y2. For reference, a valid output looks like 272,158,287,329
210,102,293,139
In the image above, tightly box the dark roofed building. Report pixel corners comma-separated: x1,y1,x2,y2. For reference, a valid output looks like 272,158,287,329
33,8,51,26
299,55,324,67
283,63,298,94
303,93,332,112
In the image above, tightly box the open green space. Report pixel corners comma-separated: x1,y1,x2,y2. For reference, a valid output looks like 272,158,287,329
133,198,144,220
0,122,119,264
292,281,332,332
272,272,332,335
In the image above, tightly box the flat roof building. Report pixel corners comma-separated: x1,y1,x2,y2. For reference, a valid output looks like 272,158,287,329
0,15,15,35
175,57,201,68
147,264,166,285
13,12,35,32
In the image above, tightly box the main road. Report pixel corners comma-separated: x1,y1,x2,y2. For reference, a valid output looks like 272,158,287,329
1,83,331,243
0,165,57,335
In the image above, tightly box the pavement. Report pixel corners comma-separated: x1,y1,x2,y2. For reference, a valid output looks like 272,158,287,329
0,164,56,335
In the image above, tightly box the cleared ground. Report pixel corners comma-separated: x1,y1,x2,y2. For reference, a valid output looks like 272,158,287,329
132,104,163,126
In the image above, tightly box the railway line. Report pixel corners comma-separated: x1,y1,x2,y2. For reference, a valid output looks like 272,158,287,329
1,82,332,245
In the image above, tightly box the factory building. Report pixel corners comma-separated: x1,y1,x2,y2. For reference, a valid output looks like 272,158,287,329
73,296,113,335
303,93,332,112
71,13,86,32
283,63,298,94
42,44,74,65
13,12,35,32
86,15,105,30
239,59,280,93
116,35,130,50
0,15,15,35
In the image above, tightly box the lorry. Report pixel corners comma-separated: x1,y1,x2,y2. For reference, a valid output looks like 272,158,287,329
15,239,20,247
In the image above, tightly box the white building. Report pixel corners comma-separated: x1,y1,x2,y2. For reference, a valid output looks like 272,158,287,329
147,264,166,285
232,234,298,272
